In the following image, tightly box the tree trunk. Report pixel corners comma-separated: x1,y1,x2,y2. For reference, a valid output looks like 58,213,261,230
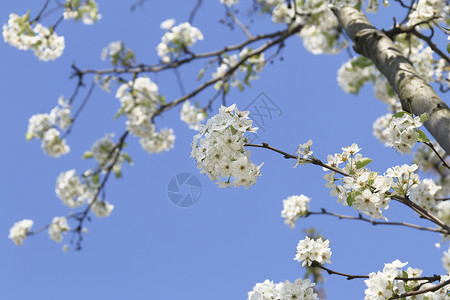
333,6,450,156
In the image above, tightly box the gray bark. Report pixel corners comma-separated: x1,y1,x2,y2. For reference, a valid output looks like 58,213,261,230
333,6,450,156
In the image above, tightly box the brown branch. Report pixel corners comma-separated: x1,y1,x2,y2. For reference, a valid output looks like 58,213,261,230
189,0,203,24
306,208,447,234
424,141,450,170
390,278,450,299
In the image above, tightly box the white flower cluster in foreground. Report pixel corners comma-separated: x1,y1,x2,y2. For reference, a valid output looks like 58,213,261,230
115,77,175,154
3,13,65,61
8,219,33,246
212,47,266,90
407,0,447,27
294,236,332,267
180,100,206,130
26,96,71,157
191,104,262,188
281,194,311,228
321,143,425,220
247,278,318,300
365,260,450,299
63,0,101,25
157,19,203,63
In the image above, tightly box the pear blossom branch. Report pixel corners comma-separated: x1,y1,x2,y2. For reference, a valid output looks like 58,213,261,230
156,23,303,114
306,208,447,234
390,279,450,299
310,261,444,284
27,130,129,249
245,142,450,233
75,25,302,76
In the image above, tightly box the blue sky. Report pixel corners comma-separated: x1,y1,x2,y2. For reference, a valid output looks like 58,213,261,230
1,1,448,299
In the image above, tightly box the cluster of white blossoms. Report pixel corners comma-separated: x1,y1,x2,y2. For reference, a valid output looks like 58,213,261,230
365,260,450,299
294,139,313,167
410,178,442,213
63,0,101,25
322,143,425,220
8,219,33,246
212,48,266,90
337,56,375,94
115,77,175,154
156,19,203,63
191,104,263,188
3,13,65,61
48,217,70,243
56,169,93,208
101,41,135,67
90,199,114,218
269,0,346,55
407,0,447,27
55,169,114,218
83,134,125,176
383,111,427,154
26,96,71,158
247,278,318,300
443,248,450,273
281,194,311,228
294,236,332,267
220,0,239,6
180,100,206,130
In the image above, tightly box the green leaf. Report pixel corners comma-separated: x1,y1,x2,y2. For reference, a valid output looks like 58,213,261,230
82,151,94,159
417,130,430,142
229,125,237,135
419,112,429,123
122,153,133,165
393,111,407,118
402,270,408,278
447,43,450,55
237,82,244,91
356,158,372,169
115,169,122,178
223,82,230,95
92,173,100,185
197,68,205,81
346,191,361,206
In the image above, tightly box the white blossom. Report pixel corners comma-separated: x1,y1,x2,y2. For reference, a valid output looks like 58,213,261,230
90,200,114,218
48,217,70,243
157,20,203,63
247,278,318,300
55,169,90,208
63,0,101,25
294,236,332,266
9,219,33,246
180,100,206,130
281,194,311,228
191,104,262,188
220,0,239,7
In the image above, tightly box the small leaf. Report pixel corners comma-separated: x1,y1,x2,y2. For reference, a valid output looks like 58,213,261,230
419,112,429,123
393,111,407,118
223,82,230,95
197,68,205,81
82,151,94,159
115,170,122,178
447,43,450,55
122,153,133,165
92,174,100,185
356,158,372,169
346,191,361,206
417,130,430,142
25,132,34,141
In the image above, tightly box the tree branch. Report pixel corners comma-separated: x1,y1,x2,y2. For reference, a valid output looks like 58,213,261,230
332,5,450,156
